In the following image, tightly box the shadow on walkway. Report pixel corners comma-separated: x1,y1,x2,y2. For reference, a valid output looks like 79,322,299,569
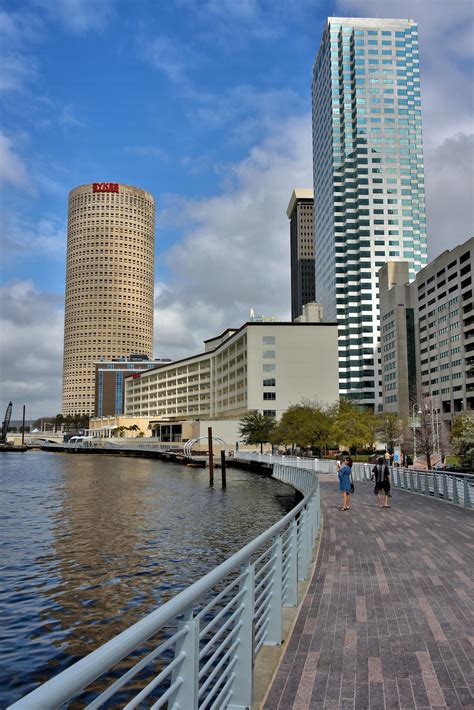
263,476,474,710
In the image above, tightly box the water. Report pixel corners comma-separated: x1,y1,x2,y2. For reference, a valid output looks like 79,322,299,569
0,451,296,706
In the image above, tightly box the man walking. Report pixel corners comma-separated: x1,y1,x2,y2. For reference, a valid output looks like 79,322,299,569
371,456,391,509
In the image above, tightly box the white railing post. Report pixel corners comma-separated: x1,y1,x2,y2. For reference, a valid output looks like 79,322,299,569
298,508,309,580
228,563,255,710
464,478,472,509
169,607,199,710
452,476,460,505
284,520,298,607
315,485,321,534
265,536,283,645
442,474,449,501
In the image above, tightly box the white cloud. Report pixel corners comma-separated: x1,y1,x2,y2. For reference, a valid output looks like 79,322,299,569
0,10,42,92
33,0,114,34
187,84,306,144
154,114,312,359
0,134,29,189
0,281,64,418
1,210,66,260
0,52,38,92
141,35,192,84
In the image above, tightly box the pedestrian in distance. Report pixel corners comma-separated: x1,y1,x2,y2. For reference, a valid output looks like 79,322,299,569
338,455,353,511
371,456,391,509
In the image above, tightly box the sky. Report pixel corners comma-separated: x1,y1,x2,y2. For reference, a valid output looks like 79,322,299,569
1,0,473,419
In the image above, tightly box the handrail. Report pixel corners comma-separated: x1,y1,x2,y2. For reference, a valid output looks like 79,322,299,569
9,462,321,709
235,453,473,508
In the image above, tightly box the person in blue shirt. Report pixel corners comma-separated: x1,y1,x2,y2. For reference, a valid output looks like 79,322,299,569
338,455,353,510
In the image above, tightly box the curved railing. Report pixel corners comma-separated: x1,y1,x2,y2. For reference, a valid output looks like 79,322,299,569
236,452,473,509
9,463,321,710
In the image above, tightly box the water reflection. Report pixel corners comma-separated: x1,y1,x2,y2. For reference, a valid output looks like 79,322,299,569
0,452,296,705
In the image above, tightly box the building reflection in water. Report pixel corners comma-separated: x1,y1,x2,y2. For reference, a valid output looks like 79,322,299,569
2,452,296,704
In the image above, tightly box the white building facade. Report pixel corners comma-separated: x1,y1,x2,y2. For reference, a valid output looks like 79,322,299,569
125,322,339,420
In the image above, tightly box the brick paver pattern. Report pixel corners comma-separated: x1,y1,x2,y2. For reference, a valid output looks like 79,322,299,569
263,476,474,709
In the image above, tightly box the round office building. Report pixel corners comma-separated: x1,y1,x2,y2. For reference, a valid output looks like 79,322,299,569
62,182,155,417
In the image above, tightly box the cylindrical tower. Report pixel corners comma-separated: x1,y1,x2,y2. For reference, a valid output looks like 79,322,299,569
62,182,155,416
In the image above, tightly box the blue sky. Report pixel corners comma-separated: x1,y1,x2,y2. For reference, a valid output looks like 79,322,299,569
1,0,473,417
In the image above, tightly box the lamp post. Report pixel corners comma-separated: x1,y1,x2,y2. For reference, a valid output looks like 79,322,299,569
412,403,420,464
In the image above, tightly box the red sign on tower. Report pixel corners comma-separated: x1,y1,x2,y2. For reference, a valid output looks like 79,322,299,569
92,182,119,193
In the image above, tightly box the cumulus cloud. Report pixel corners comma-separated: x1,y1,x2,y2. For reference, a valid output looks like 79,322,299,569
154,113,312,359
0,281,64,417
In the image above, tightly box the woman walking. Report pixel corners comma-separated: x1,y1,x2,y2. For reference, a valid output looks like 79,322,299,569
338,455,353,510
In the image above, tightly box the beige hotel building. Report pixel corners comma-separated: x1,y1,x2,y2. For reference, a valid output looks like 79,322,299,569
62,182,155,416
125,317,339,422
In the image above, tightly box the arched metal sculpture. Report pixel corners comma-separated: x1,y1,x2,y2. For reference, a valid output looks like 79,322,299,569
184,435,227,460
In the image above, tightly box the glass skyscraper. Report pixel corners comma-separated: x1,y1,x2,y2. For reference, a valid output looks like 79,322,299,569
312,17,427,409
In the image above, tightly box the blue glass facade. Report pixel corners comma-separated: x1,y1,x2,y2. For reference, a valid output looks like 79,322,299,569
312,18,427,409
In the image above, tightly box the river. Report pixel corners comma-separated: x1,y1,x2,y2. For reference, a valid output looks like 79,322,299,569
0,451,296,707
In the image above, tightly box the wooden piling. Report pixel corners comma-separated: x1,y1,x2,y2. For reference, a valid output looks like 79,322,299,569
208,426,214,485
221,450,226,488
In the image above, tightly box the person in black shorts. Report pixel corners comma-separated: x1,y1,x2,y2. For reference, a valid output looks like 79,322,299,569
371,456,391,509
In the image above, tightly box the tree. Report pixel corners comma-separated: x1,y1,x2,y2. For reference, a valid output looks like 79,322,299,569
55,414,64,430
375,413,404,453
414,405,436,471
273,402,333,454
330,399,376,454
238,411,276,453
450,412,474,470
128,424,140,436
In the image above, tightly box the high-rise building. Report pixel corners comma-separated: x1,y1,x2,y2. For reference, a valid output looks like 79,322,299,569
379,238,474,426
312,17,427,409
62,182,155,416
287,189,315,321
378,260,416,418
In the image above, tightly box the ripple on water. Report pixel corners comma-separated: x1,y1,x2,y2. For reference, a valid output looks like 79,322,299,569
0,451,296,706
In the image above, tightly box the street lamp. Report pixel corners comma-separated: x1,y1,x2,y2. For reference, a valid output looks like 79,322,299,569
412,403,420,464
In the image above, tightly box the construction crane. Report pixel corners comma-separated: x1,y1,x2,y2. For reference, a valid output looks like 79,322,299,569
1,401,13,444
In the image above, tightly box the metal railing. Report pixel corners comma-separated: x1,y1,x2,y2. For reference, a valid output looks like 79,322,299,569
351,462,473,509
9,463,321,709
235,451,336,473
236,453,473,509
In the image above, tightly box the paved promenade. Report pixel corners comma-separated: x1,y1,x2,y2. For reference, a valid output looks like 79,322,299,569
263,476,474,710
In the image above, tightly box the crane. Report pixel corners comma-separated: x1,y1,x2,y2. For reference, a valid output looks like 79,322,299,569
1,401,13,444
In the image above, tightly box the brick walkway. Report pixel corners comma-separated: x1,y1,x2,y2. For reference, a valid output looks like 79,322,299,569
263,476,474,710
